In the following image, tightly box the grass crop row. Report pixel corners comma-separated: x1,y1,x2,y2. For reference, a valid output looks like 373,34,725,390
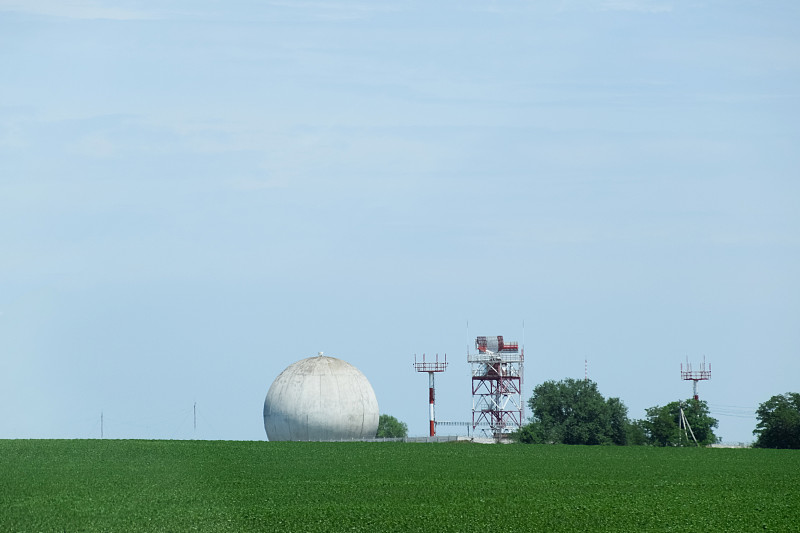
1,440,797,532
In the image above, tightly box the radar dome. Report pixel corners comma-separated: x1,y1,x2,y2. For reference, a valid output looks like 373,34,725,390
263,354,379,441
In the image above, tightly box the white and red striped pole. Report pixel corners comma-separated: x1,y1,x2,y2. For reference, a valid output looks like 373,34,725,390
428,372,436,436
414,353,447,437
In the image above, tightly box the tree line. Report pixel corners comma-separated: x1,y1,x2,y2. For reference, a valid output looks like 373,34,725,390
378,380,799,448
513,378,799,448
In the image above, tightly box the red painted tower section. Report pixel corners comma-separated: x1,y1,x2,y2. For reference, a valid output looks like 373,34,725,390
413,354,448,436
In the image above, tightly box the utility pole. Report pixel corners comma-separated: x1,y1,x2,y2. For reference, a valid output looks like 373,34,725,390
678,402,698,446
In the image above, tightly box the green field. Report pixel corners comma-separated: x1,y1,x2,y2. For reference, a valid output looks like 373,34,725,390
1,440,797,532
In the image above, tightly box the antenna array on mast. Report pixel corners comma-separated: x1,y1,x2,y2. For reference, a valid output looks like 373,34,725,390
680,357,711,400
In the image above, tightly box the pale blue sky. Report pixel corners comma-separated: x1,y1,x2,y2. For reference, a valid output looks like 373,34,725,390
1,0,798,442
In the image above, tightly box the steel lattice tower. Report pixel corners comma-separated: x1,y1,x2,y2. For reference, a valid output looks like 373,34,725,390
469,335,524,438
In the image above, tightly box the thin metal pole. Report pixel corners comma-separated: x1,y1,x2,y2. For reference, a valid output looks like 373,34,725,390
101,411,104,439
520,356,524,423
466,320,470,358
429,372,435,437
682,406,698,446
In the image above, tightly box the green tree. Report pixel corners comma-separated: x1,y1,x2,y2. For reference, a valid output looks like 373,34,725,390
643,399,719,446
753,393,800,449
519,379,629,445
376,414,408,438
625,419,649,446
607,397,629,446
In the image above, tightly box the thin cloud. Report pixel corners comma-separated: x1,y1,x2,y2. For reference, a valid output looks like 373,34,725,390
68,134,116,158
599,0,673,13
229,176,290,191
266,1,402,20
0,0,156,20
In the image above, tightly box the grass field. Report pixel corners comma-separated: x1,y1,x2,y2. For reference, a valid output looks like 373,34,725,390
1,440,798,532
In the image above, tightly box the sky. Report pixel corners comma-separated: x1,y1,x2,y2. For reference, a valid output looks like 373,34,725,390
1,0,798,444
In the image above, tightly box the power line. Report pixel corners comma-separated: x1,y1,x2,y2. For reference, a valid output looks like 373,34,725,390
708,403,757,419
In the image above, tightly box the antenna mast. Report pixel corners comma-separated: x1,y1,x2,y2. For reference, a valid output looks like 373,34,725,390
680,357,711,400
413,353,448,437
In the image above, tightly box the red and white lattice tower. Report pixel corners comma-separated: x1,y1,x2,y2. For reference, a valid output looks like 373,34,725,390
469,335,524,438
413,353,448,437
680,357,711,400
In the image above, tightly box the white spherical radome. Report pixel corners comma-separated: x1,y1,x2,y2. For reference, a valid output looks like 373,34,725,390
263,355,379,441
